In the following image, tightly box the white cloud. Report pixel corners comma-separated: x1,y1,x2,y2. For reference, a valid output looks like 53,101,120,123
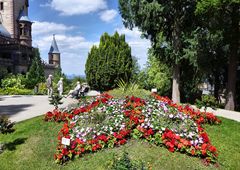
32,21,96,75
45,0,107,16
32,21,151,75
99,9,118,22
116,27,151,68
32,21,75,36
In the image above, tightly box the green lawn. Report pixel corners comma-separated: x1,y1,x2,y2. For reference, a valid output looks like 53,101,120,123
0,116,239,170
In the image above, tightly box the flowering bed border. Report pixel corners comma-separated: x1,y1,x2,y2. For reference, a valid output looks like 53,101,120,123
44,93,221,165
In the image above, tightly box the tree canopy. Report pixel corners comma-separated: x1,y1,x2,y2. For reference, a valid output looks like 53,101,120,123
25,48,45,89
85,32,133,91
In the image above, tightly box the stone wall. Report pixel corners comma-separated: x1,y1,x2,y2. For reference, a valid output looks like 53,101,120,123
1,0,14,37
0,0,27,38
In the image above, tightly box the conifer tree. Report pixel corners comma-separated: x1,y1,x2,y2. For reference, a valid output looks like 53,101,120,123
25,48,45,89
85,32,133,91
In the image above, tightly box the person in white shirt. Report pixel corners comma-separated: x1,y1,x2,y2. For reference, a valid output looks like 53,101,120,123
67,81,81,98
57,77,64,96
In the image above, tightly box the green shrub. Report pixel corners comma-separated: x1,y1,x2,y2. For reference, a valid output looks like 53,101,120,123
1,74,26,89
109,80,151,99
37,83,48,95
0,87,33,95
0,115,15,134
195,95,219,111
49,94,63,109
109,151,146,170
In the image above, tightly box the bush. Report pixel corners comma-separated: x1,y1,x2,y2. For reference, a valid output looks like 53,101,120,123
0,115,15,134
195,95,219,111
0,87,33,95
36,83,48,95
49,94,63,109
110,151,146,170
1,74,26,89
108,80,151,99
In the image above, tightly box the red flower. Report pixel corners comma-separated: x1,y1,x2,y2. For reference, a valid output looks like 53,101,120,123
191,149,195,156
62,148,69,155
201,132,210,143
209,145,217,153
119,139,127,145
168,147,175,152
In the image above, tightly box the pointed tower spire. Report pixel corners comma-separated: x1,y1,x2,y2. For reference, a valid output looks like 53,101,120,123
49,34,60,54
48,34,61,67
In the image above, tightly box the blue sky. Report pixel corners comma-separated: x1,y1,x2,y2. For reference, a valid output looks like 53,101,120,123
29,0,150,76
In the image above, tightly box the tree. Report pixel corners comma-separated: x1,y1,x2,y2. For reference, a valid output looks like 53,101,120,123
85,32,133,91
119,0,197,103
0,67,8,86
196,0,240,110
52,67,68,93
145,49,171,95
25,48,45,89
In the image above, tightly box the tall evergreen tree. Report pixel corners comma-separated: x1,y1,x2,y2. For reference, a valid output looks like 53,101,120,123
119,0,197,103
25,48,45,89
85,32,133,91
196,0,240,110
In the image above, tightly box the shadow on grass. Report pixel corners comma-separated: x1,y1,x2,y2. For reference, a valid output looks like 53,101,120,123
4,138,27,151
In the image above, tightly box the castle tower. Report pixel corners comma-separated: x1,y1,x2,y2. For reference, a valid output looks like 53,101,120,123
48,35,61,67
18,9,32,47
0,0,31,44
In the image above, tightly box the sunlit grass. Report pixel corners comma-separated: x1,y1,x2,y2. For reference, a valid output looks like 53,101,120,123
0,116,239,170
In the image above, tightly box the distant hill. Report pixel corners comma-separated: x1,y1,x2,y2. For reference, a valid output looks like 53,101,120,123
66,74,86,80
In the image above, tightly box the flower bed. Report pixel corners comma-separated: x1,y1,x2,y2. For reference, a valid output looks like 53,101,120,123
44,93,221,165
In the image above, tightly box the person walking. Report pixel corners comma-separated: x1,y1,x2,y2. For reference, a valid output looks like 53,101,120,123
57,77,64,96
46,75,53,97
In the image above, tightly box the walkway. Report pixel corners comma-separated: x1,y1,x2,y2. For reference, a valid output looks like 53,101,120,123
199,107,240,122
0,95,240,123
0,95,77,122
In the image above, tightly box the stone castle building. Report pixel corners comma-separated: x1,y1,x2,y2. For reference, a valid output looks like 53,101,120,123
0,0,60,76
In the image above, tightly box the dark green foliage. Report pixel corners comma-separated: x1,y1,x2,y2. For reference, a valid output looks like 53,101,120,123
179,60,202,104
119,0,197,64
196,0,240,110
119,0,198,103
85,32,133,91
25,48,45,89
110,151,146,170
195,95,219,111
49,94,63,109
0,67,8,86
0,115,15,134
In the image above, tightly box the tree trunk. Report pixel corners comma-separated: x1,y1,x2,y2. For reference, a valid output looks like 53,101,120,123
225,5,239,111
172,16,182,103
172,63,181,103
214,72,220,103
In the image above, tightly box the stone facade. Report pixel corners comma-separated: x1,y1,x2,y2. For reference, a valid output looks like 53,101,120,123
0,0,60,76
1,0,29,40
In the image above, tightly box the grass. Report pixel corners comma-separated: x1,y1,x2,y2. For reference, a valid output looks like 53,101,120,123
108,88,151,99
0,116,239,170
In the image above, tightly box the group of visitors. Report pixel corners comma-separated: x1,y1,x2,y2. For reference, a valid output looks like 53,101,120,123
46,74,89,98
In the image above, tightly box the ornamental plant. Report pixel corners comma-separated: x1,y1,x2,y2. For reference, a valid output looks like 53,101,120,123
44,93,221,165
0,115,15,134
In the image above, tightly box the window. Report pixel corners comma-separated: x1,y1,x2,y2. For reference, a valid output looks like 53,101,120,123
0,2,3,10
